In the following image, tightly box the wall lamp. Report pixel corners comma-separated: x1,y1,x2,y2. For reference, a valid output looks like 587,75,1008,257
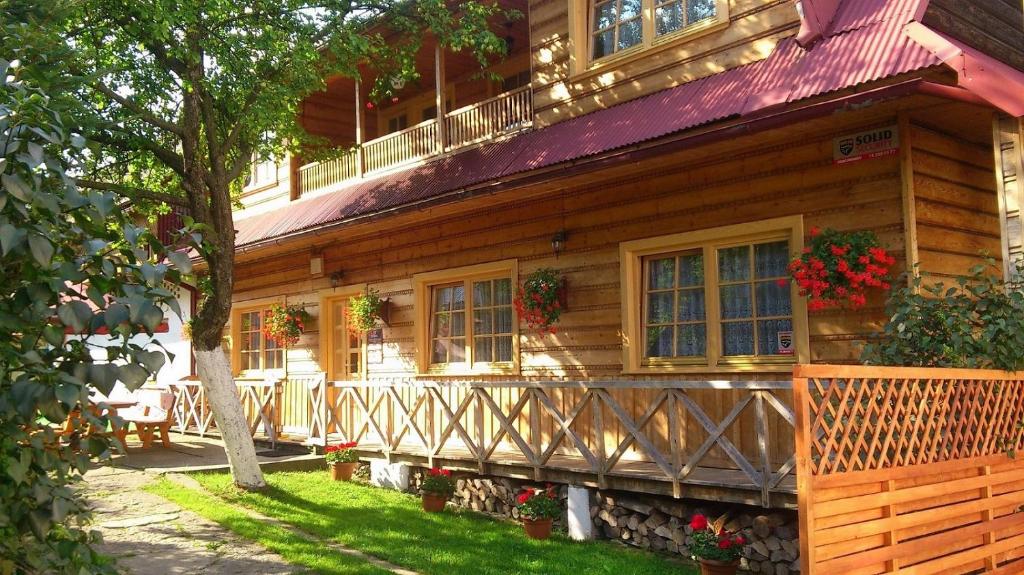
551,230,567,256
330,271,344,288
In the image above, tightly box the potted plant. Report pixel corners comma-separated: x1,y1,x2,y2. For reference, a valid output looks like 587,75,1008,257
785,227,896,311
420,467,455,512
262,303,311,346
324,441,359,481
515,485,560,540
513,268,566,334
348,290,384,332
689,514,746,575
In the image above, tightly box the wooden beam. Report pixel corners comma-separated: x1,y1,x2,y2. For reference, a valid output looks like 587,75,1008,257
435,44,447,152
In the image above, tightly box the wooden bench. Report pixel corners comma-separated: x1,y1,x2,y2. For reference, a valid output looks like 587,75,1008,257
120,388,175,448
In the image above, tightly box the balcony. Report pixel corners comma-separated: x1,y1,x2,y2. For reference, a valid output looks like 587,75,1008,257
298,84,532,197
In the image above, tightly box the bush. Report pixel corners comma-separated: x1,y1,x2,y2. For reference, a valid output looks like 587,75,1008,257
862,260,1024,371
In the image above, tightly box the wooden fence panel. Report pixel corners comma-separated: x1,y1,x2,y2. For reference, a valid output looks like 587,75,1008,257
795,365,1024,575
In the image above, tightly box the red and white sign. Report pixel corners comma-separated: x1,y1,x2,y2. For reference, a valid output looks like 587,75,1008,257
834,125,899,164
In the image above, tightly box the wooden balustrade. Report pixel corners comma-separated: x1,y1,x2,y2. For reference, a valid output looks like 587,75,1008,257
307,378,796,505
297,86,533,197
169,378,280,447
445,85,533,148
298,153,358,194
363,119,438,173
793,365,1024,574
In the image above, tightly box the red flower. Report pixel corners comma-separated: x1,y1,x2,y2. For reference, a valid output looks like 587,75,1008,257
718,539,732,549
809,226,821,237
830,244,848,257
690,514,708,531
517,492,531,505
734,536,746,545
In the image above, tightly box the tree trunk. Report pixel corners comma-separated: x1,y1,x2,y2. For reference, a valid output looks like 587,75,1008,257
194,348,266,489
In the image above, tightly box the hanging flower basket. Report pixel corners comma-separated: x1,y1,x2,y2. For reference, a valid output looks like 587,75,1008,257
348,290,386,332
262,304,311,347
513,269,566,335
785,227,897,311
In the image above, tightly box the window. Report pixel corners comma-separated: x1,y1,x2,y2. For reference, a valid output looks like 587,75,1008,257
571,0,728,70
244,155,277,190
501,71,531,93
621,217,807,372
387,114,408,134
236,309,284,372
414,260,518,374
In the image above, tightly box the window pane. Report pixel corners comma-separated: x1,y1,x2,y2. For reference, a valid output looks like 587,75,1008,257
754,240,789,279
496,336,513,362
656,1,682,35
494,278,512,305
474,281,492,306
722,321,755,356
758,319,793,356
649,258,675,289
646,326,673,357
678,252,703,287
755,280,792,317
720,284,752,319
647,292,675,324
593,29,615,59
618,18,643,50
620,0,642,20
687,0,716,23
450,339,466,362
594,1,617,29
452,285,465,310
432,340,448,364
676,323,706,357
450,311,465,337
677,288,706,322
496,307,513,334
718,246,750,282
434,312,451,337
475,337,493,363
434,286,451,312
474,309,494,335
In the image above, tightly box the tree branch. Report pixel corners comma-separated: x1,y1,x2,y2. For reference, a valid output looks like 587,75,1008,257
90,81,184,136
76,179,190,209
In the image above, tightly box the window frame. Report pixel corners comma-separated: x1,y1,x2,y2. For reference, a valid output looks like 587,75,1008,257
568,0,729,76
319,286,367,382
230,300,287,376
413,260,519,376
242,153,279,193
620,216,808,373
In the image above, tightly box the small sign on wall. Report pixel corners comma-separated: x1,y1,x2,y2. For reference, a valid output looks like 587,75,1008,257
367,328,384,364
834,125,899,164
777,330,795,356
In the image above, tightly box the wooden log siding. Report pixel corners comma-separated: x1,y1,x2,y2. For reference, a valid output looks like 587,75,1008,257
793,364,1024,575
306,379,797,506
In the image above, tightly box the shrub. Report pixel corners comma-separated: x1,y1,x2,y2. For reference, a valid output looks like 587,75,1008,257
420,468,455,497
688,514,745,563
862,259,1024,371
515,485,560,520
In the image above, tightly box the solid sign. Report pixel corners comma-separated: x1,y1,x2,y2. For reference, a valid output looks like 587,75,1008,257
777,330,795,355
834,125,899,164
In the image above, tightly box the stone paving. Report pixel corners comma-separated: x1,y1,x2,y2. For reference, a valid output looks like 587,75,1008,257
85,464,300,575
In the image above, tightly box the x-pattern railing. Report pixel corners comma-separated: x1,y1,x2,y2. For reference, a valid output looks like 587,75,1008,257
169,378,281,447
308,379,796,504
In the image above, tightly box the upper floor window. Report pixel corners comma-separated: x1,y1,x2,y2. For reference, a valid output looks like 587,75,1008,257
244,155,277,190
387,114,409,134
585,0,726,63
502,71,531,93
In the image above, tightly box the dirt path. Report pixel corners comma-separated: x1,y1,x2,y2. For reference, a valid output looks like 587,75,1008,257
84,466,299,575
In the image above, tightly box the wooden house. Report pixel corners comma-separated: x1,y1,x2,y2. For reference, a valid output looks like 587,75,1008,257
185,0,1024,525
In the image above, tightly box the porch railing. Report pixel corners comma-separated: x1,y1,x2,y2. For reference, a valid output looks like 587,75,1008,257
169,378,280,447
307,379,796,505
297,85,533,196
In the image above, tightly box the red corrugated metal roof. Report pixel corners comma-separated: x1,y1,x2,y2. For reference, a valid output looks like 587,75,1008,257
234,0,1016,249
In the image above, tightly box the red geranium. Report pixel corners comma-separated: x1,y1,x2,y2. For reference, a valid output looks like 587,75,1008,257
786,228,895,311
421,467,455,496
689,515,746,563
690,514,708,531
513,268,565,335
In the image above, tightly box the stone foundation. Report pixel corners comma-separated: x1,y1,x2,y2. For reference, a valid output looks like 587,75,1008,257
407,466,799,574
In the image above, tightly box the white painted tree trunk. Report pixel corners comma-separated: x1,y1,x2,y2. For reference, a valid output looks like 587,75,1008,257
195,347,266,489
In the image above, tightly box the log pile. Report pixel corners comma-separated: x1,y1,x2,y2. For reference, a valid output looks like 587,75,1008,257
408,468,798,573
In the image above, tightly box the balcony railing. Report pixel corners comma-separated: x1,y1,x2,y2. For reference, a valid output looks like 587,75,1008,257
297,84,532,197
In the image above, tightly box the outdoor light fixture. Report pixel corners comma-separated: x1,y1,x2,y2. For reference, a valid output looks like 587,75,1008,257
551,230,567,256
330,271,343,288
389,75,406,91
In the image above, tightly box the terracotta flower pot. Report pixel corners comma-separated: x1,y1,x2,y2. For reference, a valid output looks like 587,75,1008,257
421,492,447,512
330,461,358,481
698,559,739,575
522,517,553,540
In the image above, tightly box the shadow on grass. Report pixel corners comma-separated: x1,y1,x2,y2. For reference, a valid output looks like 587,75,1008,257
195,471,696,575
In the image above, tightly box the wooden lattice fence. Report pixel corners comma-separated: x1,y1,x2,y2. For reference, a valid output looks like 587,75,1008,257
794,365,1024,574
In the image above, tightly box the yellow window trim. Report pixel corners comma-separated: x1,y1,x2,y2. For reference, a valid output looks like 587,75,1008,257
318,285,367,382
229,296,287,377
568,0,730,78
412,259,519,375
620,215,809,374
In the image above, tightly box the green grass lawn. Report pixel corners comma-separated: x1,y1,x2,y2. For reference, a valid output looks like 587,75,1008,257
163,470,697,575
